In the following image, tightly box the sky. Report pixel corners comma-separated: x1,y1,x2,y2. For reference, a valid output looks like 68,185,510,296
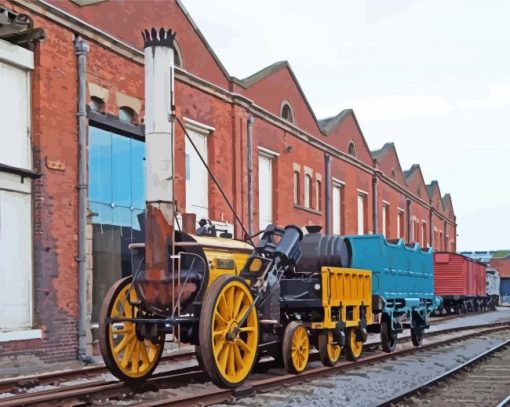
182,0,510,251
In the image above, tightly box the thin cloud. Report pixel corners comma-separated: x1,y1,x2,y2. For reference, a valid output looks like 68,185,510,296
458,84,510,110
350,94,452,122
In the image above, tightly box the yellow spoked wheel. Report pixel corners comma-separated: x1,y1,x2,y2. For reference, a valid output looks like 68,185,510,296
199,275,259,388
318,331,341,366
345,327,363,361
283,321,309,374
99,276,164,382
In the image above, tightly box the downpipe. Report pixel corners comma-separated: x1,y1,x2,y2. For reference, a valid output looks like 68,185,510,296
74,36,96,364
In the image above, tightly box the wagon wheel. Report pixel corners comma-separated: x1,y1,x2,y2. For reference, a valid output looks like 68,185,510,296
380,320,397,353
318,331,341,366
99,276,165,382
283,321,310,374
345,328,363,361
199,275,259,388
410,326,424,347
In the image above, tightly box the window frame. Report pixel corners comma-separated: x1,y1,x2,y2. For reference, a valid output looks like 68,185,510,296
348,141,357,157
280,100,295,124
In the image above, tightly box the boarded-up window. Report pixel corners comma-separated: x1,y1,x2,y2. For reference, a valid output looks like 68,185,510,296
304,174,312,208
333,185,342,235
316,180,321,211
185,128,209,222
357,194,366,235
0,41,34,331
258,154,273,231
382,204,390,237
293,171,300,205
0,190,32,330
397,210,404,239
0,52,31,169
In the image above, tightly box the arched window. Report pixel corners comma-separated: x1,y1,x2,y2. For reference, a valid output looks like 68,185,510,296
173,41,184,68
348,141,356,157
293,171,300,205
391,168,396,180
119,106,137,124
304,174,312,208
281,101,295,124
89,96,104,113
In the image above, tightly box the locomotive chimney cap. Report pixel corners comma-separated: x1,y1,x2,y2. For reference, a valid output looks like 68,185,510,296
142,27,176,49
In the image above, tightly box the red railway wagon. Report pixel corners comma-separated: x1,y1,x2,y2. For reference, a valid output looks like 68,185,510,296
434,252,488,314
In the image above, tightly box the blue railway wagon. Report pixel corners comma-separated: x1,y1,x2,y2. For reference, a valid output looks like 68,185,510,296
345,235,438,352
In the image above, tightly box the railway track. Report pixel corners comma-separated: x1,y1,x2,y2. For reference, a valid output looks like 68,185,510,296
1,321,509,406
135,324,510,407
0,348,196,395
0,312,476,395
382,337,510,406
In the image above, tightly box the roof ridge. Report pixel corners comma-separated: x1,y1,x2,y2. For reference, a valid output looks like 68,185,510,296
233,60,288,88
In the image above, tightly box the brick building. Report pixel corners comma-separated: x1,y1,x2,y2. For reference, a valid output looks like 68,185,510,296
0,0,456,364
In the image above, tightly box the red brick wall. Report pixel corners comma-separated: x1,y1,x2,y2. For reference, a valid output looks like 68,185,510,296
491,258,510,278
44,0,230,88
242,66,322,136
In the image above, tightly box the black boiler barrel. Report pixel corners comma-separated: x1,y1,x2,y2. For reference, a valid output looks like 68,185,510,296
295,233,351,273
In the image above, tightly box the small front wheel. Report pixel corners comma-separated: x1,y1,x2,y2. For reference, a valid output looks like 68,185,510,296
283,321,309,374
318,331,341,366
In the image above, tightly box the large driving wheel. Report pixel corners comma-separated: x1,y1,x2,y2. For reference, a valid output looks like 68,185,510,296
380,319,397,353
99,276,164,382
318,331,341,366
283,321,310,374
199,275,259,388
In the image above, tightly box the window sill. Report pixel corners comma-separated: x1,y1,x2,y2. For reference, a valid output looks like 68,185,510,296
293,204,322,215
0,328,42,343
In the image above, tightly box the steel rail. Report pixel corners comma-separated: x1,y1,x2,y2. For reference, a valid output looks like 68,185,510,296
0,365,206,407
132,324,510,407
377,337,510,406
496,394,510,407
0,314,472,392
0,349,195,397
1,321,508,406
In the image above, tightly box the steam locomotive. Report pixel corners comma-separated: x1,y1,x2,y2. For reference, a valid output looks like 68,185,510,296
99,224,437,388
